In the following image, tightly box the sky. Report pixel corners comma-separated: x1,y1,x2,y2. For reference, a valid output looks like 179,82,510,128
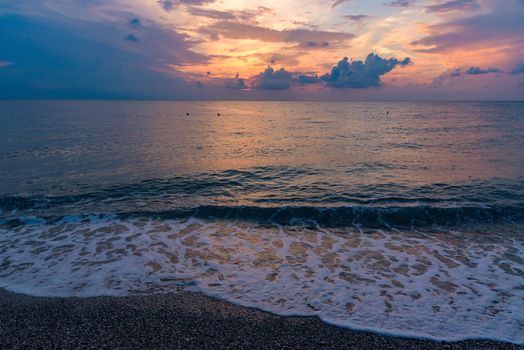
1,0,523,100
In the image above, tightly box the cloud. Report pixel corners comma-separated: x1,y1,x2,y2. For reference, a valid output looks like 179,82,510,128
425,0,479,13
1,0,521,100
297,75,321,84
247,53,411,90
465,66,501,75
252,66,293,89
437,66,502,80
186,6,275,24
412,4,524,53
224,75,247,89
344,15,372,22
301,41,330,48
511,63,524,75
0,12,206,99
384,0,414,7
203,73,247,89
124,34,139,42
332,0,352,8
200,22,353,46
187,7,236,20
321,54,411,88
224,7,276,23
128,18,141,28
158,0,175,11
157,0,215,12
253,53,301,66
430,68,462,86
450,68,462,77
431,65,510,88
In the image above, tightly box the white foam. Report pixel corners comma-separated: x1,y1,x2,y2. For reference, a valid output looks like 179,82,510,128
0,215,523,344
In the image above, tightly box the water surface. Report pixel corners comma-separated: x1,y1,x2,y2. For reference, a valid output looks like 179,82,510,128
1,101,523,343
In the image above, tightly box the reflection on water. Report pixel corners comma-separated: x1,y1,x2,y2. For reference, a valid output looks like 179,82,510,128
0,101,524,343
1,101,523,194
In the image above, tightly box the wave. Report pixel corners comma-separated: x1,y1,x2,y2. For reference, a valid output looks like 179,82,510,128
107,204,524,227
1,173,523,228
1,208,523,343
2,201,523,229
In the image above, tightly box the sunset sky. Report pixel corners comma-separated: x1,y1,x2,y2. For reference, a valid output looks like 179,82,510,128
1,0,523,100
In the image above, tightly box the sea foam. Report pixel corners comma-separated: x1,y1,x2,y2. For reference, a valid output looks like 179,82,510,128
1,214,522,344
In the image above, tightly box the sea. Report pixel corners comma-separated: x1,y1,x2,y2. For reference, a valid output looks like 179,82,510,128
0,100,523,344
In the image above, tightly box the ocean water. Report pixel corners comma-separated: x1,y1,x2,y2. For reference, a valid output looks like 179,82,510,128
0,100,523,343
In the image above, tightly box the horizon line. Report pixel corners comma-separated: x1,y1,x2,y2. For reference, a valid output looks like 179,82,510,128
1,99,524,103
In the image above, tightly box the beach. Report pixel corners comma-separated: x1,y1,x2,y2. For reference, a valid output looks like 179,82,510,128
0,289,521,350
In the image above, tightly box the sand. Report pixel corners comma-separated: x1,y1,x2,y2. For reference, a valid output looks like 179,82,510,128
0,289,521,350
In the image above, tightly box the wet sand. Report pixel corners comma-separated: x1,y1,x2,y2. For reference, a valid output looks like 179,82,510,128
0,289,521,350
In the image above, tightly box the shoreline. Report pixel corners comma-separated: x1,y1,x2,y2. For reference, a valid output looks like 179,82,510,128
0,289,521,350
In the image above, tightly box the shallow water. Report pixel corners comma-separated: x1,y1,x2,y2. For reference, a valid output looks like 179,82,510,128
1,101,523,343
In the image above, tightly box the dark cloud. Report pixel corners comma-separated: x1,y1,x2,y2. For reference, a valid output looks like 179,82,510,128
425,0,479,13
0,13,206,99
297,75,321,84
158,0,215,12
224,75,247,89
248,53,411,90
200,22,353,46
302,41,330,48
252,66,293,90
511,63,524,75
321,54,411,88
158,0,175,11
206,73,247,89
430,68,461,86
465,66,501,75
450,68,462,77
344,15,372,21
125,34,139,42
432,65,506,87
129,18,141,27
332,0,352,8
384,0,414,7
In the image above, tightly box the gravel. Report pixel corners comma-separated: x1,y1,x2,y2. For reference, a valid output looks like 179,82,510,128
0,289,521,350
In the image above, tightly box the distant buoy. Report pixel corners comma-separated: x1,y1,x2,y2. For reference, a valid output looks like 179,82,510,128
386,111,389,114
186,112,190,116
217,113,220,116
